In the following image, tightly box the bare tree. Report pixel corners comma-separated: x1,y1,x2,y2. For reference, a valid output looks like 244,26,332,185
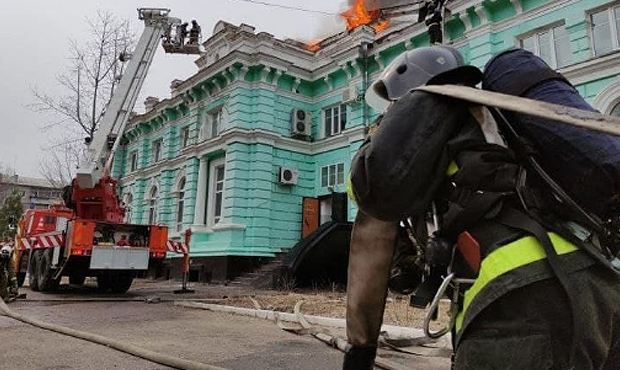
32,10,135,185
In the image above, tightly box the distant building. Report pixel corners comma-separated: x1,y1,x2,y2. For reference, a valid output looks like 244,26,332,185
114,0,620,281
0,174,63,210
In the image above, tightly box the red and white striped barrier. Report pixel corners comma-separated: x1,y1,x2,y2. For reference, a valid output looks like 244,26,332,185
167,240,189,254
19,234,64,250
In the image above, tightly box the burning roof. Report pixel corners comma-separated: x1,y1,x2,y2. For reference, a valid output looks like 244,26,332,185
304,0,391,52
341,0,390,33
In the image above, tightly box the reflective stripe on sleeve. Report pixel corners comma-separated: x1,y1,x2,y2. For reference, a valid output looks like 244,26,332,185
455,232,578,332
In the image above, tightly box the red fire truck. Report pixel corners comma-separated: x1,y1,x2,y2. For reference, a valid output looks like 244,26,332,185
13,8,199,293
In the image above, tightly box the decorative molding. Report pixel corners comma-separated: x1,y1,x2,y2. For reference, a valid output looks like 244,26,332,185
474,4,489,25
560,51,620,86
458,11,473,32
592,78,620,114
510,0,523,14
119,126,366,187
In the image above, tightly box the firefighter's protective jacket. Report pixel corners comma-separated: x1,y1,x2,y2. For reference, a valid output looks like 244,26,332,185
345,90,595,350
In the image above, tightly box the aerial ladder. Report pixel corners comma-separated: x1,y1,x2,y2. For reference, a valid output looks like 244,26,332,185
14,8,201,293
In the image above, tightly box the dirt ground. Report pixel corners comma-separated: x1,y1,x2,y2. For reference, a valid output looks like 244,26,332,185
223,290,451,330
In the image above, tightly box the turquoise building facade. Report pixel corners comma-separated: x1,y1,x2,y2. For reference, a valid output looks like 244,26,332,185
115,0,620,280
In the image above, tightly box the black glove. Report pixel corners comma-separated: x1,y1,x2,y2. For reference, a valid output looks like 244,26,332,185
343,346,377,370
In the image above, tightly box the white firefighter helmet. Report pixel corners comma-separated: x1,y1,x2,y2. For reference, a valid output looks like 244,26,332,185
365,45,482,112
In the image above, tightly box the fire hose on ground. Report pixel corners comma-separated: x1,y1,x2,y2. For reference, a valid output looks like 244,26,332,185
0,298,228,370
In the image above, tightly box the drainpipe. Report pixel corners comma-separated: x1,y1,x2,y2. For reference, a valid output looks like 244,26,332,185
359,41,371,131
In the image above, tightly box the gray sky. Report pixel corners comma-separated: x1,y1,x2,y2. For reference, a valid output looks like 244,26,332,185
0,0,348,177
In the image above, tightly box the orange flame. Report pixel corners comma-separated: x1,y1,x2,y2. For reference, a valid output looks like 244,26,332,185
305,40,321,52
341,0,389,32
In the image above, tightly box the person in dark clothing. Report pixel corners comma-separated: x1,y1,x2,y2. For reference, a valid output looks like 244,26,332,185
189,20,201,45
343,46,620,370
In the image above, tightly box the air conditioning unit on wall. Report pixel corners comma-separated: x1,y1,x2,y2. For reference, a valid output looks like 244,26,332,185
342,85,361,104
290,108,311,138
279,167,299,185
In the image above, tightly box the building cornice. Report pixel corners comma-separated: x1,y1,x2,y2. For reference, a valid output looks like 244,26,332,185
118,126,365,186
560,51,620,86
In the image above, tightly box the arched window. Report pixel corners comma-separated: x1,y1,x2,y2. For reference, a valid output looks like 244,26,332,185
176,177,186,232
148,186,159,224
610,102,620,117
124,193,133,223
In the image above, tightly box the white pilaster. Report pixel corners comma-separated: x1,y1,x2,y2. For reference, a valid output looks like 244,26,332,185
193,157,208,225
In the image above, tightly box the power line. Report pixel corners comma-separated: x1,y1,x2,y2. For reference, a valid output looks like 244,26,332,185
227,0,338,16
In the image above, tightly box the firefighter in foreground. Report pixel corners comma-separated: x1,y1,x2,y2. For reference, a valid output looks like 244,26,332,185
343,46,620,369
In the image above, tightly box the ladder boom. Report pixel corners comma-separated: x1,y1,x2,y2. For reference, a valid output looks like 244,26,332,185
75,8,180,188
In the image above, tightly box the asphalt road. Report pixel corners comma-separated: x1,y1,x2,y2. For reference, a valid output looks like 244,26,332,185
1,280,450,370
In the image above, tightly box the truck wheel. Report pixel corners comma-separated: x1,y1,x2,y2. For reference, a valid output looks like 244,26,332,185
37,249,60,292
28,250,40,292
69,274,86,286
110,271,135,294
96,272,112,292
17,251,29,287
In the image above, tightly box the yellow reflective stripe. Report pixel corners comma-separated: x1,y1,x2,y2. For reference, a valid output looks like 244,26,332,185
346,175,357,204
455,233,578,332
446,161,459,176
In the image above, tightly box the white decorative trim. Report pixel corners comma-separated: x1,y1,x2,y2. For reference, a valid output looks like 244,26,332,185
560,51,620,86
119,126,365,187
173,168,187,191
459,11,473,32
474,5,489,25
510,0,523,14
211,223,247,231
592,78,620,114
143,178,160,201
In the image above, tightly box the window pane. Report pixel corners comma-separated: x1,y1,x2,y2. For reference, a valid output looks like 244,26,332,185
616,7,620,47
337,163,344,184
177,201,184,223
538,31,553,67
592,10,613,56
215,193,222,218
325,109,332,137
553,26,571,67
521,35,536,53
217,166,225,181
333,107,340,134
329,165,336,186
321,167,328,187
340,105,347,131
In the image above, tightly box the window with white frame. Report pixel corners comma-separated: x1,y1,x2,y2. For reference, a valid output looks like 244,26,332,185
591,5,620,56
520,24,571,68
321,163,345,188
152,139,163,163
147,186,159,224
323,104,347,137
209,108,223,139
124,193,133,223
181,127,190,148
129,151,138,172
176,177,186,232
208,158,226,226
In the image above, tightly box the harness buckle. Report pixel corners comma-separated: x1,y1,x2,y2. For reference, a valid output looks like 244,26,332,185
423,273,475,339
